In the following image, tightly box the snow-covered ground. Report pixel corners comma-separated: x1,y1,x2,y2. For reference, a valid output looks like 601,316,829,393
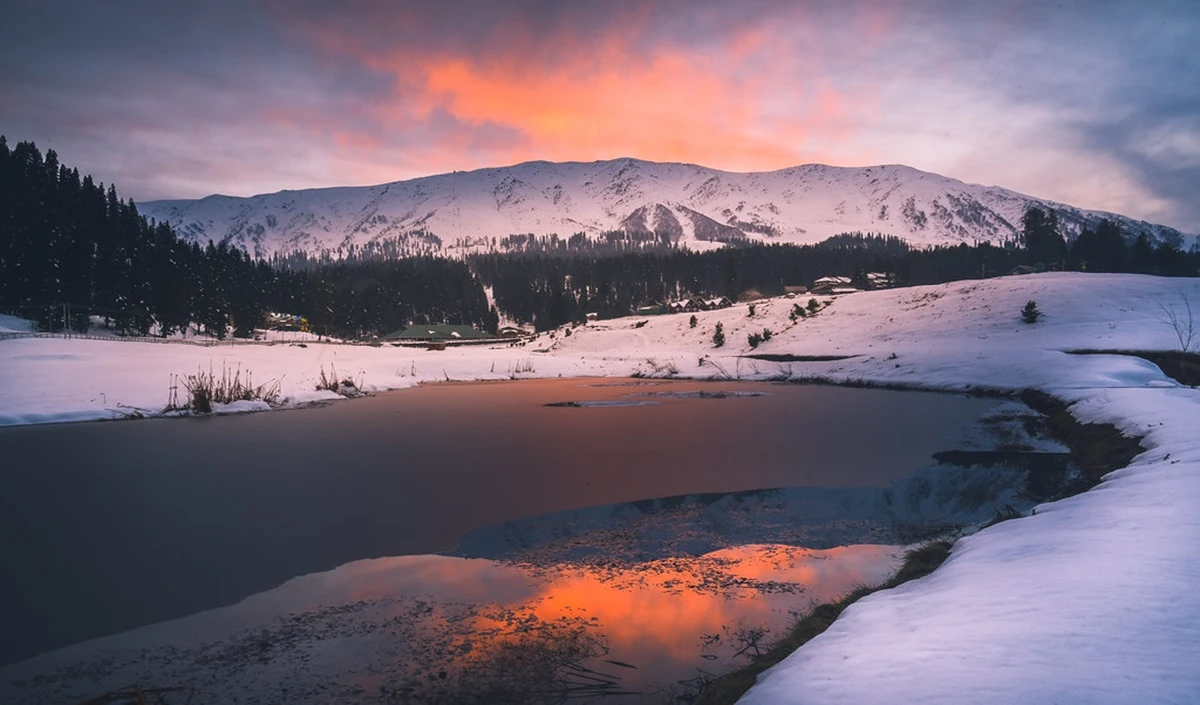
1,273,1194,427
2,272,1200,702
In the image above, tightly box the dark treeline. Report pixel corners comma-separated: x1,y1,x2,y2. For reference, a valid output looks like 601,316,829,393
269,229,443,265
270,254,497,337
472,223,1199,330
1019,205,1197,274
492,229,693,254
0,135,250,336
469,234,1008,330
0,137,492,339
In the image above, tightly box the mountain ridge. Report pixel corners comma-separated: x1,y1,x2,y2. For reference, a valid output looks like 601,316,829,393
139,158,1195,258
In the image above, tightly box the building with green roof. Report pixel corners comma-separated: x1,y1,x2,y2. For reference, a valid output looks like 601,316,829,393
384,324,493,342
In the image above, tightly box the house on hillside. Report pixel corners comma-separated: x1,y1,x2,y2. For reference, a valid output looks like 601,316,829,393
385,324,492,343
635,302,667,316
699,296,733,310
667,298,699,314
865,272,897,289
266,312,309,331
784,285,808,297
810,276,854,295
1007,265,1038,276
497,325,531,338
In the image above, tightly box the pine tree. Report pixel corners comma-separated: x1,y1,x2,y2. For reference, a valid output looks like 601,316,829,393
1021,206,1067,269
1021,300,1042,324
1071,219,1127,273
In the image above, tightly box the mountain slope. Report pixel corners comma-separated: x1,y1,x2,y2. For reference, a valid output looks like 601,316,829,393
140,159,1194,257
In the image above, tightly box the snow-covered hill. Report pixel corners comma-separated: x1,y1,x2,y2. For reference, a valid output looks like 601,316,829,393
139,159,1195,258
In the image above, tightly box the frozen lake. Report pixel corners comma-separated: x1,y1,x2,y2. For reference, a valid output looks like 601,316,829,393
0,378,1004,670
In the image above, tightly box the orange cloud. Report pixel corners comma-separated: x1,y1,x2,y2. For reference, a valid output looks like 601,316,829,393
291,10,880,177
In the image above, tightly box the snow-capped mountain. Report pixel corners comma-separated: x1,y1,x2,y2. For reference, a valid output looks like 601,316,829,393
139,158,1194,258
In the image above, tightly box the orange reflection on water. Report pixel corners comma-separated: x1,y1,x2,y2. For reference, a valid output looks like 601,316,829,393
530,545,897,661
447,543,901,691
1,543,904,704
263,542,899,678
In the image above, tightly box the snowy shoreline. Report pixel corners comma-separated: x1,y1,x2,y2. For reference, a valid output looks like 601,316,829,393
3,272,1200,703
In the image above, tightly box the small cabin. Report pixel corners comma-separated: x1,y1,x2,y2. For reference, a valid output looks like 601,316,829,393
266,312,309,332
865,272,897,289
699,296,733,310
810,276,854,295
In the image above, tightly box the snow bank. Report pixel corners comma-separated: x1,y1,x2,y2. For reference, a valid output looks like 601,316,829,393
731,278,1200,704
210,399,272,415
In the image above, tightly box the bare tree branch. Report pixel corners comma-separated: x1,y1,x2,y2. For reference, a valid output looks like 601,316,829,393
1155,291,1196,353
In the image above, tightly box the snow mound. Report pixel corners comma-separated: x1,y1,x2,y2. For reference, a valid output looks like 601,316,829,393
210,400,271,415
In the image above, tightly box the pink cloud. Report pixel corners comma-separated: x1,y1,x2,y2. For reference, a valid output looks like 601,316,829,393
277,3,885,180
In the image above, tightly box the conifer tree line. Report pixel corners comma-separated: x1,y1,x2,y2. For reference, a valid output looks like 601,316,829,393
468,234,1000,331
0,138,493,338
470,224,1198,331
2,136,1196,339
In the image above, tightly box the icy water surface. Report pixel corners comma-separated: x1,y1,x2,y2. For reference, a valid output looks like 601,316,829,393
0,544,902,703
0,378,1055,697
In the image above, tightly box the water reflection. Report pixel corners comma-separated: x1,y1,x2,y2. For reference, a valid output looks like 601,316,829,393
0,395,1076,703
0,379,1002,665
545,399,661,407
453,455,1074,565
625,390,771,400
545,389,770,407
0,545,899,704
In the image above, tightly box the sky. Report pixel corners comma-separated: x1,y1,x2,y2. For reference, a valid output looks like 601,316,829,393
2,0,1198,233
